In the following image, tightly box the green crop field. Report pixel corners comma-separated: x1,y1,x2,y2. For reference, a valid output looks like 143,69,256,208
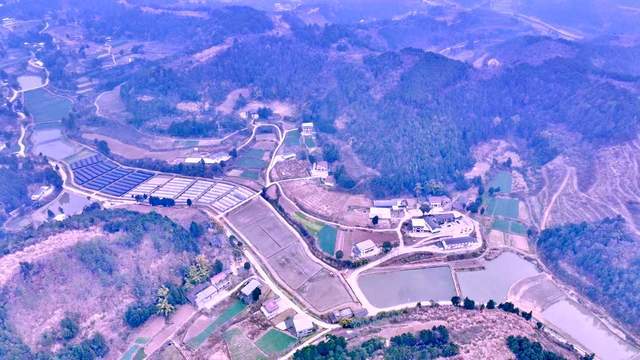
187,300,246,349
492,218,511,232
236,149,267,169
487,197,519,219
318,225,337,254
223,327,267,360
293,212,324,234
489,171,512,193
24,89,72,125
492,218,527,235
240,169,261,180
304,136,316,148
255,329,297,355
509,221,527,235
284,130,301,146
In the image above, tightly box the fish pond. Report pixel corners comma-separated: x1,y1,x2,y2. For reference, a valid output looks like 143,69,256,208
358,266,456,308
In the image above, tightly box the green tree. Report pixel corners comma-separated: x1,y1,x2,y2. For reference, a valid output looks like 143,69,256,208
59,316,80,341
463,297,475,310
451,296,461,307
243,262,251,270
335,250,344,259
156,286,175,318
486,299,496,309
382,241,392,253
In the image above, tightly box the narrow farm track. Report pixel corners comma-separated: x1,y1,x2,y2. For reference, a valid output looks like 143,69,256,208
540,164,571,230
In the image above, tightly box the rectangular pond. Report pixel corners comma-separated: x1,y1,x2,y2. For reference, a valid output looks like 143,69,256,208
358,266,456,308
457,252,539,303
542,299,638,360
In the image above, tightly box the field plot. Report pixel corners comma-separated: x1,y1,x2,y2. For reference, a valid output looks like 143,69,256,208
127,175,172,196
255,329,297,355
186,300,246,349
281,179,372,226
24,89,72,125
284,130,301,147
486,197,519,218
336,229,397,259
151,177,194,199
236,149,267,169
492,218,527,235
489,171,513,193
223,327,267,360
228,199,355,312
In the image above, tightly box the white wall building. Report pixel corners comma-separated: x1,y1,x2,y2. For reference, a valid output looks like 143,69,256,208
353,239,380,259
301,122,314,136
292,314,315,338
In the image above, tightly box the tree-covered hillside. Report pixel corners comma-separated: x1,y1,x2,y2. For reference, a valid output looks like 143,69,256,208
537,217,640,333
110,9,640,196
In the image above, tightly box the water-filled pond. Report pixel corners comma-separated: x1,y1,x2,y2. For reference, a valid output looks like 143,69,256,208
17,75,43,92
32,139,78,160
542,300,638,360
457,252,539,303
358,266,456,308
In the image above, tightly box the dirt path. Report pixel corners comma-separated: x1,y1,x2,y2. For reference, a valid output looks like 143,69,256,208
540,165,571,230
0,228,102,287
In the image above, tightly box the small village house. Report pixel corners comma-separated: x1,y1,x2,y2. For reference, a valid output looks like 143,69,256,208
239,279,261,304
291,314,315,338
301,122,314,136
352,239,380,259
311,161,329,179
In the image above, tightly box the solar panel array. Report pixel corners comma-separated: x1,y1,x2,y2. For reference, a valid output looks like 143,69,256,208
70,155,255,212
70,156,154,196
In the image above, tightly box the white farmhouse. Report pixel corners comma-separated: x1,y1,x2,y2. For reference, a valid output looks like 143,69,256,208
301,122,314,136
292,314,315,338
352,239,380,259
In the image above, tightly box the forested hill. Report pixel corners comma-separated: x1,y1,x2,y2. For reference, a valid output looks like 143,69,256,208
178,15,640,196
90,5,640,196
537,217,640,334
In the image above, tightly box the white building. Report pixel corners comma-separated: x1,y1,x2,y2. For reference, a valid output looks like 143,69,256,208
411,218,428,233
428,195,451,210
184,151,231,165
292,314,315,338
352,239,380,259
195,285,218,310
311,161,329,179
441,236,477,250
301,122,314,136
240,279,261,303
